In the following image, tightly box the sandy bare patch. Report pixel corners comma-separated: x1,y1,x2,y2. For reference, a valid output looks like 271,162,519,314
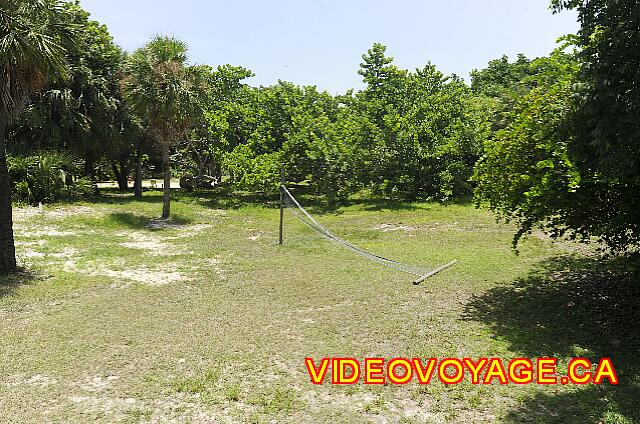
17,246,79,266
5,374,58,387
373,223,416,232
302,390,378,414
202,257,222,265
62,259,79,272
68,393,236,423
12,207,42,220
389,398,435,421
46,206,95,218
147,218,187,230
59,254,187,286
18,226,74,237
197,257,226,279
68,395,137,416
118,231,167,253
15,240,47,247
118,231,200,256
95,267,187,287
76,375,120,393
172,224,214,238
13,205,95,220
18,250,46,259
50,247,80,258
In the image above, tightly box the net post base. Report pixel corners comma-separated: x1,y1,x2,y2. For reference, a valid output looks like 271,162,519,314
412,260,458,285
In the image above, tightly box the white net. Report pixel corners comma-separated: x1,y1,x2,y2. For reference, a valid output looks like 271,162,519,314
281,186,456,284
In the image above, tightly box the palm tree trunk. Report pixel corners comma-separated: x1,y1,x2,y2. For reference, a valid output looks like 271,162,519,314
162,143,171,219
134,147,143,199
0,113,17,275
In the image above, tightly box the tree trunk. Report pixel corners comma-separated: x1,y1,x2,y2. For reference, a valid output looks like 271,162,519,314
0,113,17,275
84,153,94,179
212,160,222,186
111,162,127,192
195,160,206,187
84,153,99,194
119,159,129,191
112,162,121,190
134,148,143,199
162,143,171,219
112,159,131,192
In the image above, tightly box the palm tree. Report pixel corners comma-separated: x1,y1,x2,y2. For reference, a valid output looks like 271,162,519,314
122,36,207,219
0,0,72,275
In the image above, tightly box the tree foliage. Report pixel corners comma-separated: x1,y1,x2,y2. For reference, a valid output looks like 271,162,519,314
474,49,582,247
199,43,487,203
554,0,640,251
8,151,92,203
474,2,639,253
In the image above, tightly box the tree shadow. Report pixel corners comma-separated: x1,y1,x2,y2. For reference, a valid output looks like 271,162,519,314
77,187,471,217
90,187,280,210
108,212,150,229
463,255,640,423
107,212,193,230
199,188,279,210
85,190,170,206
0,269,40,298
354,194,474,212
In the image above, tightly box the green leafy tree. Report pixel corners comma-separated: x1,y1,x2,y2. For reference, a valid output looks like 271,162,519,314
357,44,486,199
122,36,207,218
0,0,73,274
551,0,640,251
183,65,254,188
357,43,407,126
477,3,640,253
219,80,351,199
474,49,581,248
470,54,534,132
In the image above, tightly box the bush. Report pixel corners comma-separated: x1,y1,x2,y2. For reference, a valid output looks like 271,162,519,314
8,152,91,204
222,145,281,192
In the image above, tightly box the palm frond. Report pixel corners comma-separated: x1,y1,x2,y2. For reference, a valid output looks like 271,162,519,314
0,0,74,117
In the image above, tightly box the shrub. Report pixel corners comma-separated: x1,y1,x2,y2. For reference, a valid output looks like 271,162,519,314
8,152,91,204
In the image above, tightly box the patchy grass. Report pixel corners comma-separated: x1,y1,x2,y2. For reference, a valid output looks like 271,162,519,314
0,189,637,423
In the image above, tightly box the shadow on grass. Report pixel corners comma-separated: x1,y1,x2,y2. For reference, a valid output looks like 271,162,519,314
87,187,278,211
349,194,474,212
200,188,279,210
0,269,40,298
86,189,172,206
108,212,193,230
463,255,640,423
79,186,472,217
203,188,474,214
109,212,150,229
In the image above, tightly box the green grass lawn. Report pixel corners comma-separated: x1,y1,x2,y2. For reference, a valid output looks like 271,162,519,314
0,189,637,423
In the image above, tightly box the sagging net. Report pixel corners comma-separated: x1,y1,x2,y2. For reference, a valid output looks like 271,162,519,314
281,186,456,283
